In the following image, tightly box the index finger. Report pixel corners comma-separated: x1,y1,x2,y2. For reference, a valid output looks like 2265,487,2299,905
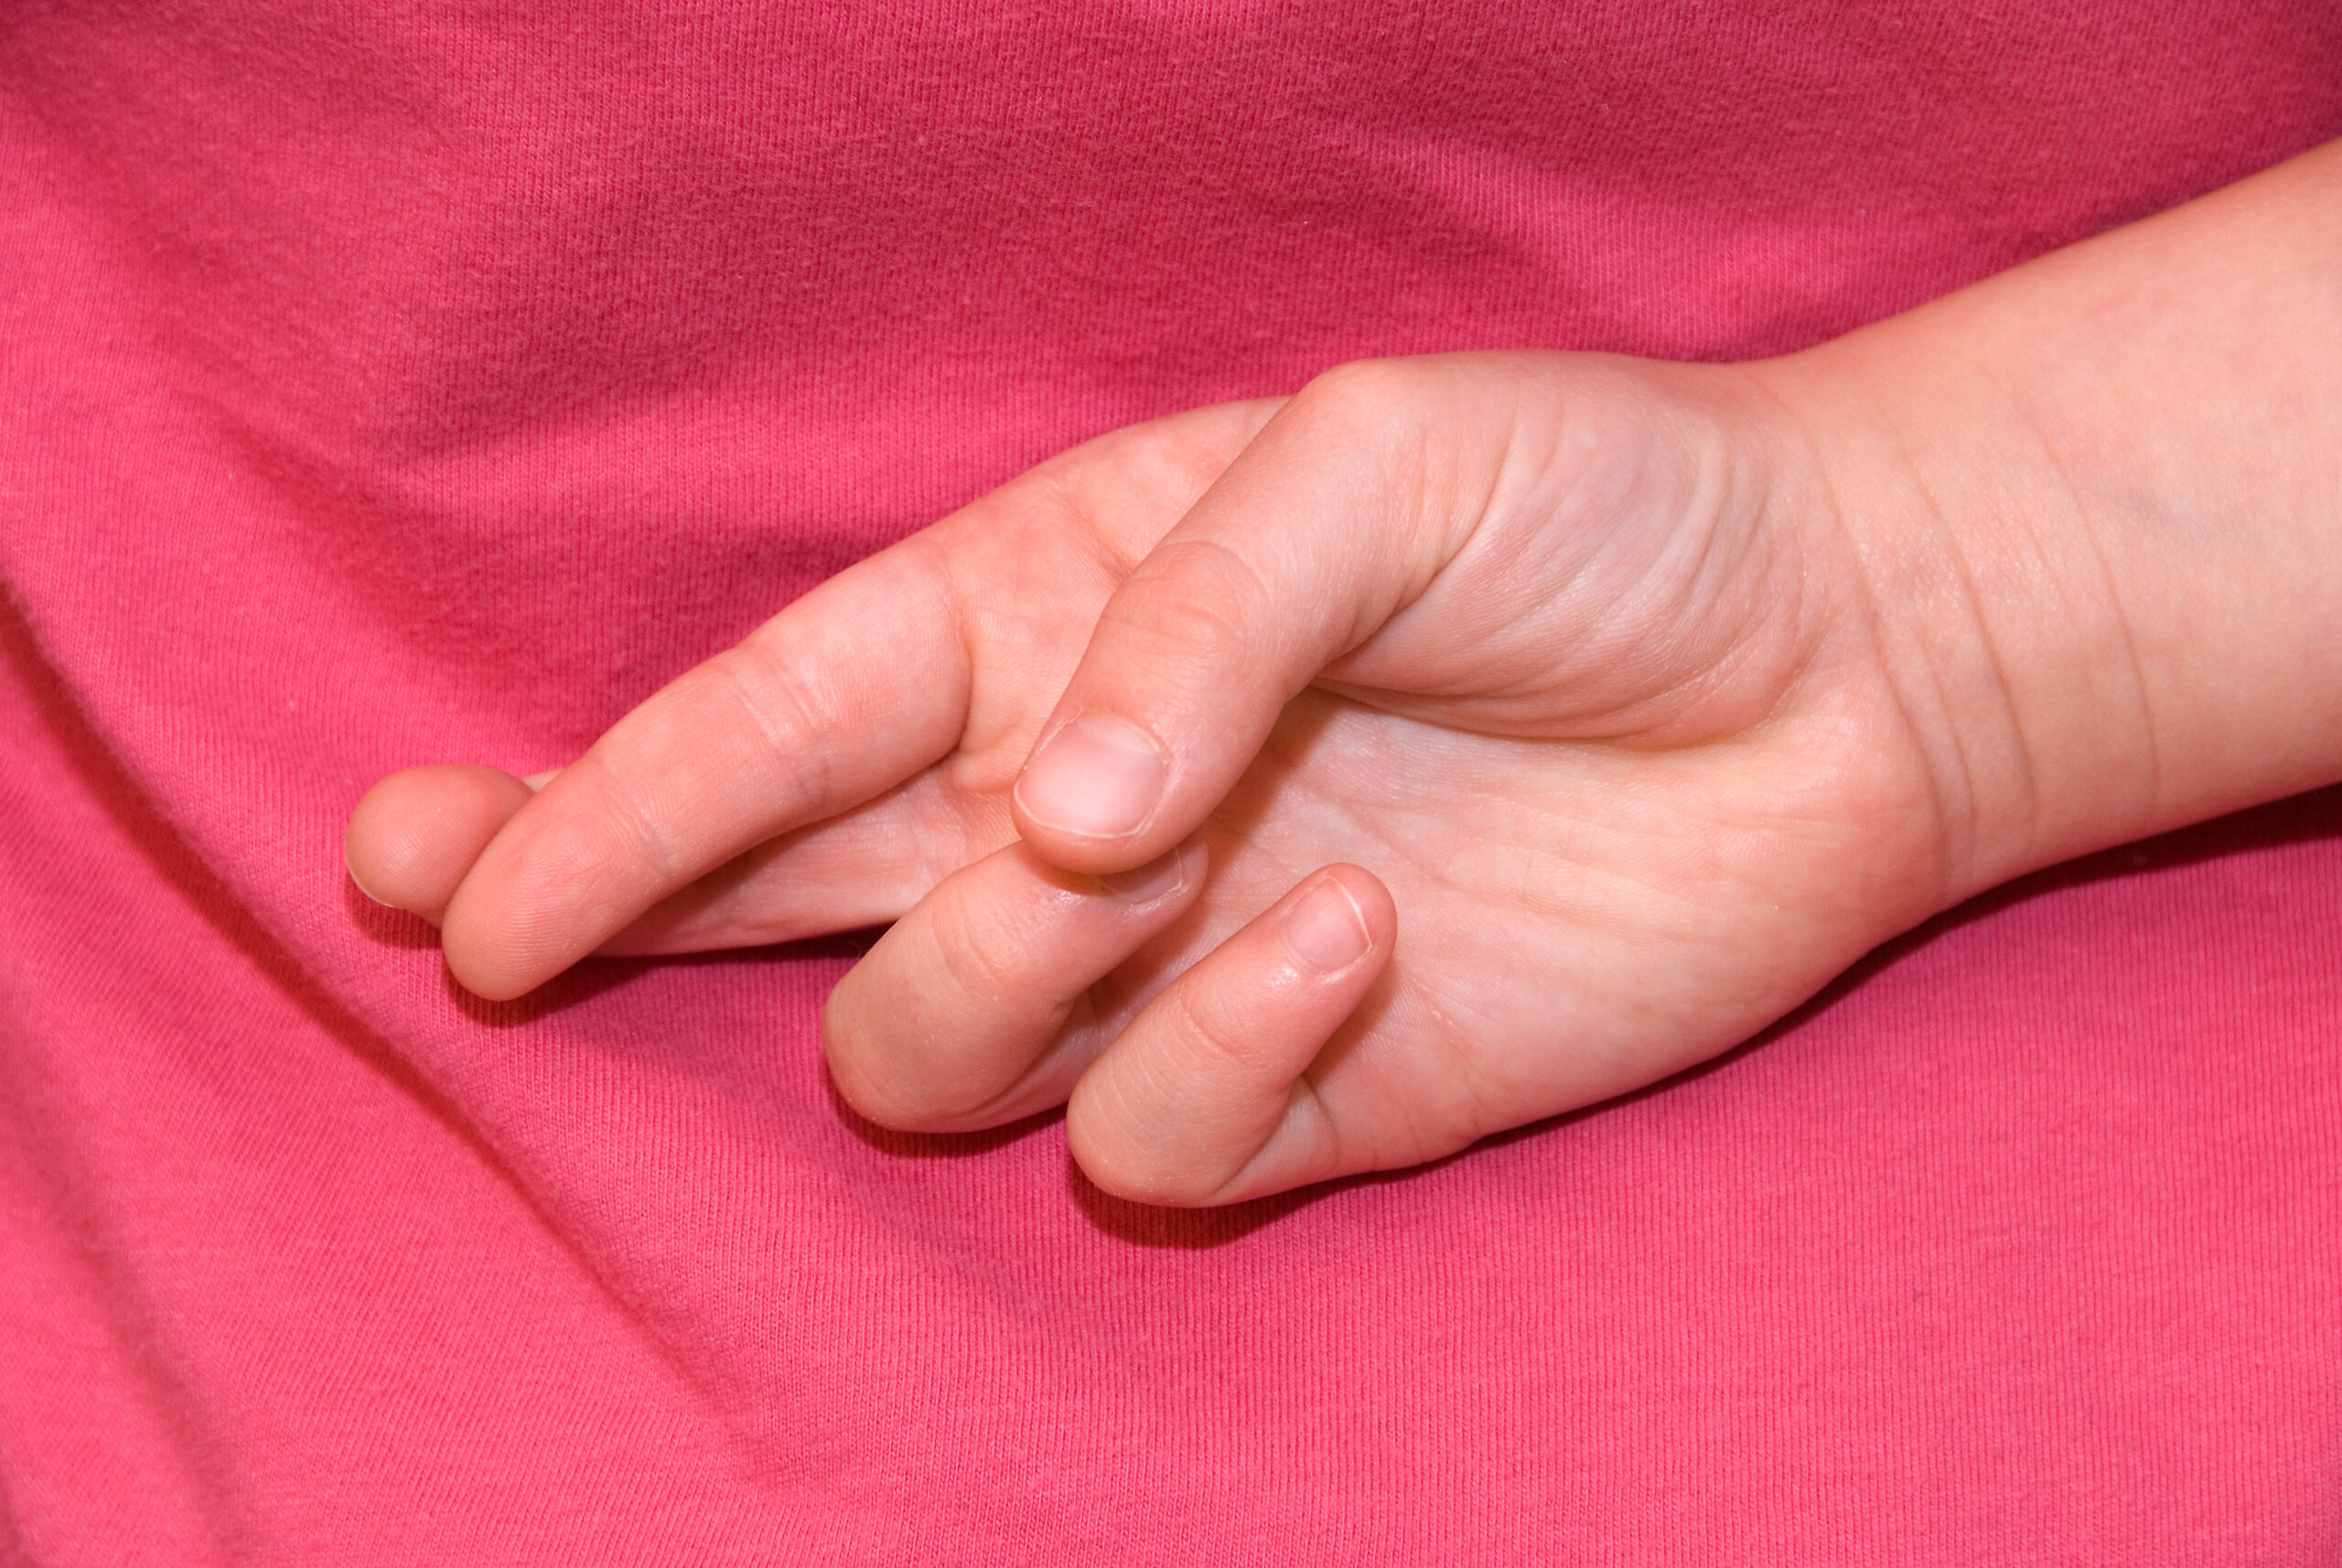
439,542,972,1000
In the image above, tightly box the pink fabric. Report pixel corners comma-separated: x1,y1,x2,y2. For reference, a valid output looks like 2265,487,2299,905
5,2,2340,1558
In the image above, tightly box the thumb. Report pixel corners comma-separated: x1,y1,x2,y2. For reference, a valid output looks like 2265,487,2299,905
1010,358,1506,874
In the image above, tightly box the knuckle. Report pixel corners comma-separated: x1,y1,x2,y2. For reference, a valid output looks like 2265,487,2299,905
1285,360,1448,568
925,885,1032,1008
704,644,839,817
1160,980,1262,1085
1123,535,1271,647
1295,356,1420,435
586,765,688,882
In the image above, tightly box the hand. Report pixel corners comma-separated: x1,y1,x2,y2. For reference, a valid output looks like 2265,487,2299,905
348,140,2342,1205
349,350,1953,1203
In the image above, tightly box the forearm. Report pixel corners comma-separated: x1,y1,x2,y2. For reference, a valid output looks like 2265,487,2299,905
1767,137,2342,901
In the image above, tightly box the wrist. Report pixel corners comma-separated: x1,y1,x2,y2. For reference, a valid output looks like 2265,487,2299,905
1754,340,2161,907
1751,138,2342,904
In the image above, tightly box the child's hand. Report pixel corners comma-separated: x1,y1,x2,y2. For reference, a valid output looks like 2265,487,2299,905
349,350,1950,1202
347,142,2342,1204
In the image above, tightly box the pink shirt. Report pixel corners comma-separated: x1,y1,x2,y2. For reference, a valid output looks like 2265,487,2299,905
3,1,2338,1558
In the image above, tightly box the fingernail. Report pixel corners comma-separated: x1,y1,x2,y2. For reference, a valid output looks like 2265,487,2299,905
346,854,392,908
1283,877,1370,972
1097,844,1191,904
1015,714,1166,842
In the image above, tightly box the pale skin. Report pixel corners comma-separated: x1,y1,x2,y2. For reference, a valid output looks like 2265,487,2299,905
347,139,2342,1206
